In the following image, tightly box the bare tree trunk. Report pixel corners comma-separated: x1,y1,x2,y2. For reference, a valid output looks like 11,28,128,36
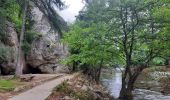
15,0,28,77
72,61,78,72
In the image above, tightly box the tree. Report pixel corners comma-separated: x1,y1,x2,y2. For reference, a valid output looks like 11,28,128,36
67,0,170,99
152,0,170,67
105,0,170,99
62,21,119,83
15,0,28,76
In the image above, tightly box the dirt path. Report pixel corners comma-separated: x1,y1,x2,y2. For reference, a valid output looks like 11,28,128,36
8,73,77,100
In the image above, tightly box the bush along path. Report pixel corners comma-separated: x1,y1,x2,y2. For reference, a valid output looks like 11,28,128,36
8,73,79,100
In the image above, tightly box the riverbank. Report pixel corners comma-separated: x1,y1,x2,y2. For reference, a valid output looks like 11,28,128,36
47,74,114,100
100,67,170,100
135,66,170,95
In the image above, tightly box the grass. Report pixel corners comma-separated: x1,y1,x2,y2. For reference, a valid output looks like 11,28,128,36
0,77,25,92
0,79,16,92
54,81,71,93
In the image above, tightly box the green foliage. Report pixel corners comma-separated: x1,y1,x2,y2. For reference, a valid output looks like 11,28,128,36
152,2,170,58
6,0,22,30
0,0,37,40
22,42,31,54
0,44,10,63
55,81,70,93
62,21,120,70
64,0,170,75
151,57,165,65
22,31,40,54
25,31,40,44
0,0,22,39
0,10,6,39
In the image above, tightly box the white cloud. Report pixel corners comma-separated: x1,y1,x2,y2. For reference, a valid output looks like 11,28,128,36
59,0,85,23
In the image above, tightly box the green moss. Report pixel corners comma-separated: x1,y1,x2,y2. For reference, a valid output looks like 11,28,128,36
0,80,15,91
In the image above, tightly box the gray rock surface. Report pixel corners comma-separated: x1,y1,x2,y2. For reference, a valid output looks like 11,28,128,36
0,2,69,74
0,22,19,74
26,4,69,73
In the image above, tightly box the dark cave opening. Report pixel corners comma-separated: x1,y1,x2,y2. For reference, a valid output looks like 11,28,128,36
26,64,43,74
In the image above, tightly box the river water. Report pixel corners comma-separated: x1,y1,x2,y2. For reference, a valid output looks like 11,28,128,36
101,68,170,100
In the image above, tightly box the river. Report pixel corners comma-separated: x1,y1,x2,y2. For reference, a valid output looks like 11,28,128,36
101,68,170,100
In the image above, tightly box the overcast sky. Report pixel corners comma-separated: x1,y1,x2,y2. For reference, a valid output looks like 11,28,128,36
59,0,85,23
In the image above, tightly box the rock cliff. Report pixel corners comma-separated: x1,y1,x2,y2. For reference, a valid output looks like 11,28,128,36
0,2,69,74
0,22,19,74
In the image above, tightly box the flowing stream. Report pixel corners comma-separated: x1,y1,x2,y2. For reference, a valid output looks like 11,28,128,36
101,68,170,100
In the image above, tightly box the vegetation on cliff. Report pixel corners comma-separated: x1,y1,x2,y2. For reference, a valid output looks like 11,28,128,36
0,0,67,76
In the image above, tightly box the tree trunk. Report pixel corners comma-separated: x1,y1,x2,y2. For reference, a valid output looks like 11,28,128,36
95,59,103,84
119,68,133,100
15,0,28,77
119,77,134,100
165,57,170,68
119,65,145,100
72,61,79,72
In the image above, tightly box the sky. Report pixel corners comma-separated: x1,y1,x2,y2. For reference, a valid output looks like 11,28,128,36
59,0,85,23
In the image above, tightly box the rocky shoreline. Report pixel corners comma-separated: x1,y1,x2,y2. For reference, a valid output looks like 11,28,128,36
135,66,170,95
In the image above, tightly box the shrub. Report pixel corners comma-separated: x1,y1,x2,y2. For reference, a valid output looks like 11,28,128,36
54,81,72,94
22,31,41,53
0,44,10,63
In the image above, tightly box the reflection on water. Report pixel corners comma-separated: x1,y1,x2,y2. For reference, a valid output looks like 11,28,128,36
101,68,170,100
101,69,122,98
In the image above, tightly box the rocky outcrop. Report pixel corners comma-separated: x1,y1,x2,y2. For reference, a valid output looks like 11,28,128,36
0,3,69,74
26,4,69,73
0,22,19,74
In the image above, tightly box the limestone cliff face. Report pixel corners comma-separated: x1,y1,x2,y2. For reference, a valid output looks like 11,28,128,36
26,5,69,73
0,4,69,74
0,22,19,74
